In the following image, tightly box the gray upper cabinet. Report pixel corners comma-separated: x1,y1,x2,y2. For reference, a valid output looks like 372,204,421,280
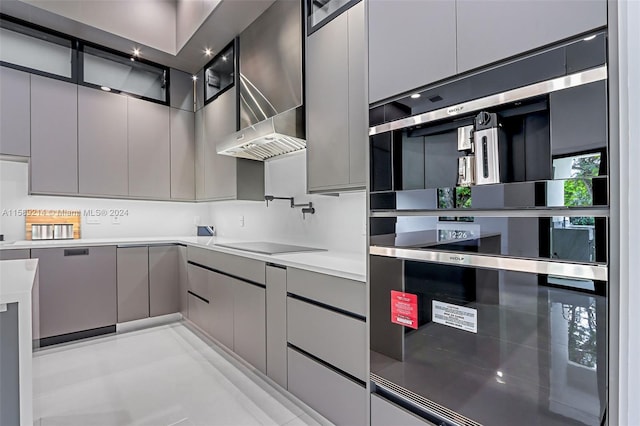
368,0,457,103
307,11,349,191
306,2,366,193
201,89,264,201
169,68,194,112
30,75,78,194
78,86,128,196
203,89,237,200
149,245,180,317
128,97,171,199
0,67,30,157
194,108,206,200
170,108,195,200
456,0,607,73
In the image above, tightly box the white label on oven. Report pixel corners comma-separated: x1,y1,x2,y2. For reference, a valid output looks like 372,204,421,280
432,300,477,333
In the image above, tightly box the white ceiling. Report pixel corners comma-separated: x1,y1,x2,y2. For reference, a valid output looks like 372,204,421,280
0,0,277,73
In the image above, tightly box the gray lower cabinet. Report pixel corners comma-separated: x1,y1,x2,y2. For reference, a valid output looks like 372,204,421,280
0,67,30,157
149,245,179,317
128,97,171,198
78,86,129,196
117,246,149,323
187,263,212,334
456,0,606,73
0,250,30,260
288,347,367,426
208,271,235,349
170,108,195,200
233,278,266,373
306,2,366,193
368,0,457,103
371,394,435,426
266,265,287,388
287,296,367,381
32,246,117,339
30,75,78,194
178,245,188,317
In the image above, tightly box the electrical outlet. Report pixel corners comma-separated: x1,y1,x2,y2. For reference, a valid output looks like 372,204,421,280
239,215,245,227
112,216,121,225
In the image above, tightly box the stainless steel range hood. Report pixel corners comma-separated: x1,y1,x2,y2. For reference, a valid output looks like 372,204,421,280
217,106,305,160
217,0,303,161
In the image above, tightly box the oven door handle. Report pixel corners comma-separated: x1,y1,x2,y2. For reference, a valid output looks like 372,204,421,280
369,246,608,281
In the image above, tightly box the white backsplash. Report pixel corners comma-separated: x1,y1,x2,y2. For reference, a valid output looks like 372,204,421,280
0,161,209,241
0,154,367,254
209,152,367,254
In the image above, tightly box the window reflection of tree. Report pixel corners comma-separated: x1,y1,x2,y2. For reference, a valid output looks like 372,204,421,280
562,299,598,369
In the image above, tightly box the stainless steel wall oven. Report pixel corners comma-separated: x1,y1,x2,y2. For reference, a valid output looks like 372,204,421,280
368,31,609,426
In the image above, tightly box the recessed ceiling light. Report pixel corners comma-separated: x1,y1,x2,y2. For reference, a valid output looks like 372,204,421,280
222,55,227,62
583,35,597,41
100,86,111,92
205,48,212,56
410,93,421,99
192,75,198,81
133,48,141,57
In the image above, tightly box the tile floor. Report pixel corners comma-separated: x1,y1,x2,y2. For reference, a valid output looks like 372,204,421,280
33,322,328,426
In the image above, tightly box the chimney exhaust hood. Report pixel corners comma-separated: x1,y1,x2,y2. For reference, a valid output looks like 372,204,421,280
217,106,305,161
217,0,304,161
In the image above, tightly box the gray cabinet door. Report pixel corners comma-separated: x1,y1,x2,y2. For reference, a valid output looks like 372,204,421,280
288,348,367,426
348,1,367,187
194,108,206,200
32,246,117,339
178,245,188,317
306,11,350,191
234,278,266,374
203,90,237,200
0,250,30,260
30,75,78,194
170,108,195,200
117,246,149,323
368,0,457,103
456,0,606,73
78,87,128,196
149,245,179,317
0,67,30,156
169,68,194,112
208,270,235,349
266,265,287,388
128,97,171,198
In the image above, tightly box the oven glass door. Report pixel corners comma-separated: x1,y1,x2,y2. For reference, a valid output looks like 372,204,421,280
370,252,607,426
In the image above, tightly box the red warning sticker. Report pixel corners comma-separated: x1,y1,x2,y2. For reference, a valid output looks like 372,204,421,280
390,290,418,329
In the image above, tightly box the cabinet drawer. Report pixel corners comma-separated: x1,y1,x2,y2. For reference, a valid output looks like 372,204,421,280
187,246,265,284
187,292,210,335
371,394,436,426
287,267,365,316
187,263,210,301
288,347,366,426
287,297,366,381
0,250,30,260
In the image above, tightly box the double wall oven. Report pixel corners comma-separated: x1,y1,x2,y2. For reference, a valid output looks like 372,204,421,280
369,32,609,426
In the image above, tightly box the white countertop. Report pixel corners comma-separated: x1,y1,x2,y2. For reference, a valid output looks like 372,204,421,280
0,258,38,303
0,237,366,282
